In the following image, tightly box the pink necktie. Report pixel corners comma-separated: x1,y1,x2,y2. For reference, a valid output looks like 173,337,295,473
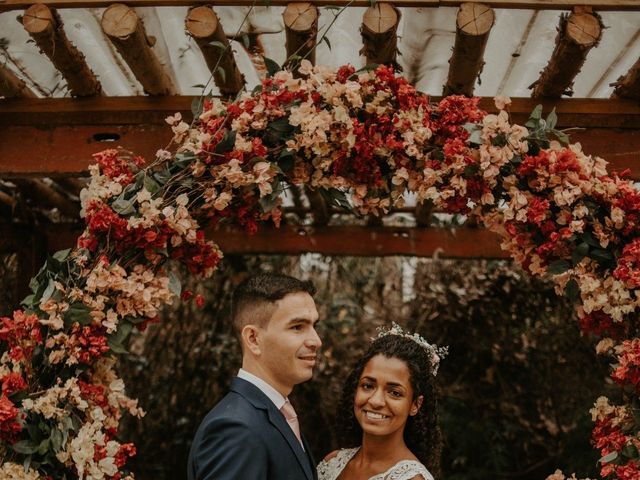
280,399,303,446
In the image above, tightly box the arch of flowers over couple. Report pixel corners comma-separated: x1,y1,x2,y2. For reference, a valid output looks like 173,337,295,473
1,59,639,478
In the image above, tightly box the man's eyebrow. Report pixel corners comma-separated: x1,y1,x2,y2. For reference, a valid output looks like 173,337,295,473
286,317,314,325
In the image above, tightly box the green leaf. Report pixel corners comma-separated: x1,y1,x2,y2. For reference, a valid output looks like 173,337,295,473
581,231,601,248
572,242,589,265
41,279,56,304
214,130,236,154
589,248,614,264
111,196,136,216
240,33,251,49
216,66,227,85
64,303,92,327
12,440,39,454
143,175,160,195
168,271,181,297
320,188,351,211
277,149,295,173
52,248,71,262
268,117,293,134
207,40,227,51
547,259,571,275
529,104,543,121
551,129,570,145
564,279,580,301
191,97,204,118
322,36,332,51
546,109,558,130
37,438,50,455
622,443,639,460
50,427,63,452
263,57,281,77
600,451,618,464
108,322,133,355
259,178,284,213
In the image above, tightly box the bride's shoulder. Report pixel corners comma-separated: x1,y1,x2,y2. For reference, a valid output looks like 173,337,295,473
317,448,359,480
323,450,340,462
384,459,434,480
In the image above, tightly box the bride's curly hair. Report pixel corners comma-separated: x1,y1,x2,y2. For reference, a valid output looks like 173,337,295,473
336,334,443,478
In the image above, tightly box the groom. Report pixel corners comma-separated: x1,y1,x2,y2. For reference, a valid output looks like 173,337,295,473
187,273,322,480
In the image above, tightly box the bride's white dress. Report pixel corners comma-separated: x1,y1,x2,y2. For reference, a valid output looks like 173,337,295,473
316,447,435,480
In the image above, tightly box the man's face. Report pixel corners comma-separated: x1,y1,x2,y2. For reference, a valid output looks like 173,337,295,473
257,292,321,394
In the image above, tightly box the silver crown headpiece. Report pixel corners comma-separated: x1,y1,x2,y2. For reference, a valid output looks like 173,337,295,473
374,322,448,376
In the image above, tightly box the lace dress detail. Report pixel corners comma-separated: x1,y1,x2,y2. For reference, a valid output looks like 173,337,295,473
317,447,434,480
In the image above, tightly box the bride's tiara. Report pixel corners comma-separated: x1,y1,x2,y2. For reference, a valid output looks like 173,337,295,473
374,322,448,376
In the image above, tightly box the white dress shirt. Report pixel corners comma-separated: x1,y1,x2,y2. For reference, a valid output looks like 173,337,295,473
237,368,286,410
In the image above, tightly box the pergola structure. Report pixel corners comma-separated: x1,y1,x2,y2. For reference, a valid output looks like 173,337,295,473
0,0,639,301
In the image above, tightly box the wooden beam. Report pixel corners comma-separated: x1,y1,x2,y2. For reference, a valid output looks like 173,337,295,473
0,65,37,98
21,4,102,97
10,222,510,258
360,2,401,68
2,96,638,129
2,0,640,13
443,2,494,96
530,7,604,98
612,56,640,100
13,178,80,217
185,6,244,96
0,124,172,177
283,2,319,70
101,3,176,95
0,124,638,178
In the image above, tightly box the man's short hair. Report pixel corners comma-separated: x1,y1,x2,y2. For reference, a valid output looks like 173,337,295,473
231,273,316,334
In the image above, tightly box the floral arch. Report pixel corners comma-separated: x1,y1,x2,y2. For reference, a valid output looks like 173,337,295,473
1,62,638,479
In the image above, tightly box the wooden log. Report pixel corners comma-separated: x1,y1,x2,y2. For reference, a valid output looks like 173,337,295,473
101,3,176,95
415,201,433,227
443,2,494,96
13,178,80,217
283,2,319,71
360,2,401,68
185,6,244,96
21,3,102,97
3,0,640,13
305,187,331,225
530,7,603,98
0,65,37,98
612,57,640,100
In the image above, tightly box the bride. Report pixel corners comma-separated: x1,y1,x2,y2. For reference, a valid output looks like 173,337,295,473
317,323,446,480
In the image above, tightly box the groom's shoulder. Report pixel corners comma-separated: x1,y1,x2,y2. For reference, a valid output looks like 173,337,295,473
202,387,265,426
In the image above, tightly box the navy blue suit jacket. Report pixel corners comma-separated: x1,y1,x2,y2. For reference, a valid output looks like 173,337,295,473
187,377,317,480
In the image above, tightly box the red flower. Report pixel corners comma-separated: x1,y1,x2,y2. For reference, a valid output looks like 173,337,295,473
336,65,355,83
0,310,42,362
79,381,109,410
93,150,143,185
1,373,27,396
195,294,205,309
526,197,550,226
0,395,22,443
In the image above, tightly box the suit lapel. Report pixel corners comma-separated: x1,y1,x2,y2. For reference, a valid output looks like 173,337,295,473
266,407,315,480
231,378,315,480
301,433,318,480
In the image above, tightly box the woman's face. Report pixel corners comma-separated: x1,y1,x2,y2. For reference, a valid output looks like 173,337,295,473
353,354,423,438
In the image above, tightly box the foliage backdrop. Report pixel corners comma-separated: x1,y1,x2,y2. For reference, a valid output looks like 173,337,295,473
112,254,609,480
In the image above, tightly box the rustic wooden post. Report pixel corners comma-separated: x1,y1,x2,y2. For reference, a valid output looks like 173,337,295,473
283,2,319,71
185,6,244,96
102,3,176,95
0,65,36,98
443,2,495,96
13,179,79,218
360,2,401,67
530,7,603,98
612,57,640,100
21,3,102,97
